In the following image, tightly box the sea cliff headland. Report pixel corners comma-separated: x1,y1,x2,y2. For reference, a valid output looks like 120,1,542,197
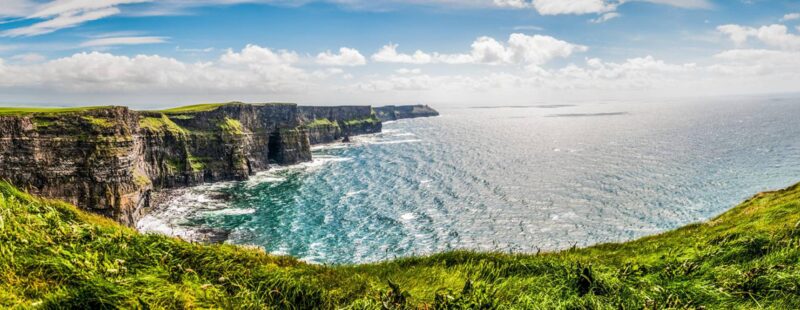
0,103,438,226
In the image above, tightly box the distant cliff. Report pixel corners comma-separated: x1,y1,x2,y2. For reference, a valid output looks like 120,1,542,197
298,106,381,144
0,103,437,225
374,104,439,121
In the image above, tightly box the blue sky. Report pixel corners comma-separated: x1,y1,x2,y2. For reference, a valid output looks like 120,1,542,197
0,0,799,108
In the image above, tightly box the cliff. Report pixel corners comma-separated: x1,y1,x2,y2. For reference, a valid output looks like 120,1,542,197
0,103,437,225
298,105,381,144
374,104,439,121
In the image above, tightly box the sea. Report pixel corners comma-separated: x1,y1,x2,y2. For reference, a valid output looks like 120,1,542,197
137,96,800,264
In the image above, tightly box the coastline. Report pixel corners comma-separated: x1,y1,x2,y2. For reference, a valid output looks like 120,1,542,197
0,103,439,227
133,127,408,245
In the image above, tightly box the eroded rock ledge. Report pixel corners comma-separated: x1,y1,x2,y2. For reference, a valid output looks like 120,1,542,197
0,102,437,226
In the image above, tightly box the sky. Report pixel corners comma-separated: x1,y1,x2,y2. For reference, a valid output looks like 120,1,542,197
0,0,799,108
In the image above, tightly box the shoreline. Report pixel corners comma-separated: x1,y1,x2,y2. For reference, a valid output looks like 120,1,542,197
134,136,370,244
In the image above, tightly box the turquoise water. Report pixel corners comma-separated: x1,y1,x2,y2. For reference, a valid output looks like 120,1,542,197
139,97,800,264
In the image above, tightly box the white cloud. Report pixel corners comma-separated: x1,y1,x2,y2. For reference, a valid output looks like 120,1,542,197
0,0,36,17
2,0,150,37
221,44,299,65
718,24,800,51
532,0,617,15
493,0,709,16
351,55,702,95
372,33,586,67
311,67,344,78
316,47,367,66
10,53,46,63
81,36,168,47
717,24,756,46
590,12,620,23
492,0,617,15
780,13,799,22
0,45,312,94
372,44,434,64
638,0,711,9
710,49,800,76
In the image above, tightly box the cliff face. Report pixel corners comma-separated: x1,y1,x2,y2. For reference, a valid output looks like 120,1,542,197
298,106,381,144
0,107,144,225
374,105,439,121
0,103,437,225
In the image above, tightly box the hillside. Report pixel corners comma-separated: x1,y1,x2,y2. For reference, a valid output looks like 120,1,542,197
1,180,799,308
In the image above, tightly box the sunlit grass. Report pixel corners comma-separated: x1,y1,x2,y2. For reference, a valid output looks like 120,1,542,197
1,181,799,308
0,106,112,116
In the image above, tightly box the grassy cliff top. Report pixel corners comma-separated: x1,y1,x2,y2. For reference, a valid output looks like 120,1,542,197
1,181,799,308
0,102,299,116
153,102,297,114
0,106,114,116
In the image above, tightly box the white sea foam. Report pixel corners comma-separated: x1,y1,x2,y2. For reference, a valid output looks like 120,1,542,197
373,139,422,145
311,143,350,151
400,212,417,221
345,190,365,197
391,132,416,137
202,208,256,216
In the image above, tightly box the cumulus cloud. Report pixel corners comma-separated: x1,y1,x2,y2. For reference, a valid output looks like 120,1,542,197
718,24,800,51
353,54,702,94
0,44,315,94
372,33,586,67
315,47,367,66
372,44,435,64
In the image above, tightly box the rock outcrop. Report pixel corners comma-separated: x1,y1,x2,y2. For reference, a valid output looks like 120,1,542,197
0,103,437,226
373,105,439,121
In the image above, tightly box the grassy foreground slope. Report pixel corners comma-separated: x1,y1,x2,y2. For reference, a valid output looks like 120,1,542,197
1,181,799,309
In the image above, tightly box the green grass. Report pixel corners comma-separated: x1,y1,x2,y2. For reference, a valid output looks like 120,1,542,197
152,102,297,114
156,103,228,114
133,172,152,187
82,116,114,128
218,117,244,135
31,117,55,128
139,115,188,135
0,106,112,116
344,116,381,127
187,155,207,171
2,181,800,308
306,118,339,128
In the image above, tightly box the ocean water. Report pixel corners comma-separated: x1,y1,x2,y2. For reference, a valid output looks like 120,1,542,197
138,97,800,264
